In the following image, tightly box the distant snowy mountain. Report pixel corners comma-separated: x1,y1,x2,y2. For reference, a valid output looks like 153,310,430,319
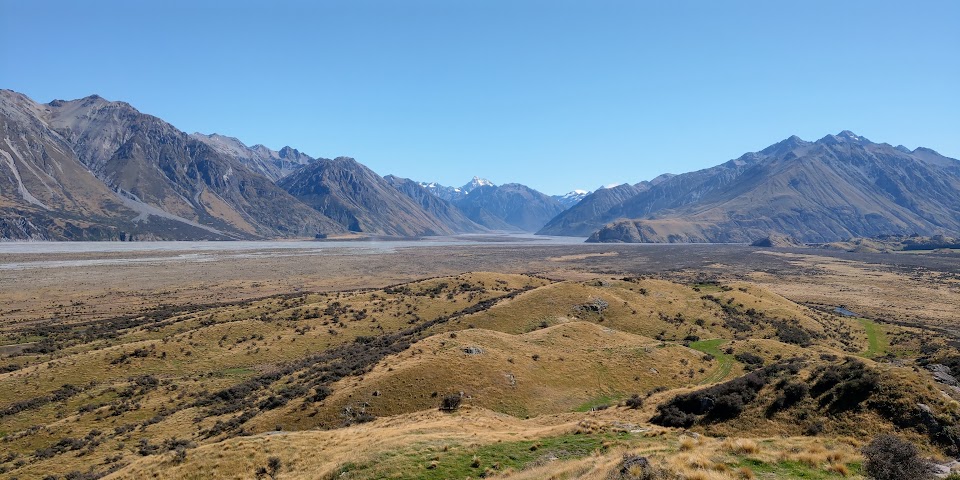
417,176,496,202
462,176,495,193
417,182,463,202
552,189,591,209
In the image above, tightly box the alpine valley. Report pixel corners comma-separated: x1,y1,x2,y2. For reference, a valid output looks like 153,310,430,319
2,89,960,244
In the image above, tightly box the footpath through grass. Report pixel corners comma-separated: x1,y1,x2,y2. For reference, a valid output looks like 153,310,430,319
857,318,887,358
688,338,734,384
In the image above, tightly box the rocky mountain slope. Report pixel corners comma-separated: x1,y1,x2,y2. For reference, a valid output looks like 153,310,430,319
280,157,477,236
538,183,650,237
190,132,319,181
574,132,960,243
7,88,960,244
454,183,566,232
0,90,143,239
383,175,487,233
0,90,346,240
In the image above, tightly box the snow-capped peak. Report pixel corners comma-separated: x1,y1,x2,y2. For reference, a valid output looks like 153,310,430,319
462,176,495,193
552,189,591,208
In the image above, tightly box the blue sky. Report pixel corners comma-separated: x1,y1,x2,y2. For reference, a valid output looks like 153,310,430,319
2,1,958,195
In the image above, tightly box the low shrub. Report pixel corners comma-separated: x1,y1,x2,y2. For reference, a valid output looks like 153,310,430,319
861,434,934,480
440,394,462,412
651,360,803,427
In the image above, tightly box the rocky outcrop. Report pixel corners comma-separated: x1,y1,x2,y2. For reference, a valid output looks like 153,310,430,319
750,234,804,248
190,133,319,181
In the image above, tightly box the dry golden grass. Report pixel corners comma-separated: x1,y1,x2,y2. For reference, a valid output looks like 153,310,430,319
827,462,851,476
679,435,699,451
752,251,960,326
2,263,953,479
278,321,709,429
102,410,867,480
723,438,759,455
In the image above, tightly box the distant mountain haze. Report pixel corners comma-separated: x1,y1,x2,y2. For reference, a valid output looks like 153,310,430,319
278,157,487,236
453,183,567,232
413,177,571,232
383,175,487,234
417,176,495,202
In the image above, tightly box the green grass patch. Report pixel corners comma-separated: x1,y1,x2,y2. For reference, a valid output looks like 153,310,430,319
688,338,734,384
692,283,724,293
857,318,888,358
220,367,255,376
575,393,620,412
736,458,861,478
332,432,623,479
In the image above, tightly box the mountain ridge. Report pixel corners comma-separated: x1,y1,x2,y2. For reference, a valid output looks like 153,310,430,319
190,132,320,181
4,89,959,243
454,183,566,232
0,89,346,240
579,132,960,243
279,157,487,236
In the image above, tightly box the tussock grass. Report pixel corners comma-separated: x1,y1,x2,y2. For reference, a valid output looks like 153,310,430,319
0,272,948,479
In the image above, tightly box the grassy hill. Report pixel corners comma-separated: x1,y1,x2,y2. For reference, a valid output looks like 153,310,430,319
0,272,956,479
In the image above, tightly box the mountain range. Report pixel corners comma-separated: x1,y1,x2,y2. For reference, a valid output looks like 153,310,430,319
278,157,485,237
556,131,960,243
0,90,567,240
0,90,344,240
418,176,494,202
3,88,959,243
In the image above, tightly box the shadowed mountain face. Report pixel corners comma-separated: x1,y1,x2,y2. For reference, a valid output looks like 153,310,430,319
383,175,487,233
0,90,344,240
190,133,319,181
454,183,566,232
280,157,478,236
584,132,960,243
537,183,650,237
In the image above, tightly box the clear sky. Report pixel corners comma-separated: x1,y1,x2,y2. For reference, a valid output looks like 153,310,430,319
2,1,958,195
